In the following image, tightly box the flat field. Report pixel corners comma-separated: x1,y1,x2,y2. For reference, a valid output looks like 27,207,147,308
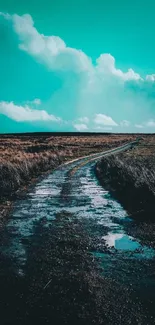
0,133,135,218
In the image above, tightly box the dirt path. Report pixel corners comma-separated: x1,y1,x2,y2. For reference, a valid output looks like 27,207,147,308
0,141,154,324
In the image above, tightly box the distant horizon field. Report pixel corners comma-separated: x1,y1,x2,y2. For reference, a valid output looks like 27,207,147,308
0,131,154,137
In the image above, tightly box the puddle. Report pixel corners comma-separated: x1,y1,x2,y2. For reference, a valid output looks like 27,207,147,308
103,232,140,251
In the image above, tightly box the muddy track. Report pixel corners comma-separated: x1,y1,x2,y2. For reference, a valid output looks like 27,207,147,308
0,141,155,324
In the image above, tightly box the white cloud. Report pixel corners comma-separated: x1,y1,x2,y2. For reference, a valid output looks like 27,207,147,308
6,13,92,73
94,126,112,131
146,119,155,127
32,98,41,105
0,101,60,122
94,114,118,126
26,98,41,105
0,12,11,20
135,124,143,129
73,123,88,131
146,74,155,82
134,120,155,129
96,54,142,81
1,12,143,82
120,120,130,127
78,117,89,123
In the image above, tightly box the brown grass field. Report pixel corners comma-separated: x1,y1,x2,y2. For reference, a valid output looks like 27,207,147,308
0,133,136,220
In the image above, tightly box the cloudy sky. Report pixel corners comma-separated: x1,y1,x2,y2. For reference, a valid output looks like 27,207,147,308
0,0,155,133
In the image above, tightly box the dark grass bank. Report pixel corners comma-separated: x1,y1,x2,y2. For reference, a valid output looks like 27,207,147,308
95,152,155,247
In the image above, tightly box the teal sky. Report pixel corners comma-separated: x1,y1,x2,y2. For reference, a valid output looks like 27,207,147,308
0,0,155,133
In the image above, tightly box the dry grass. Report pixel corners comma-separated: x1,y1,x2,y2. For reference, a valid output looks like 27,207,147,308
0,133,136,163
96,134,155,223
0,133,135,200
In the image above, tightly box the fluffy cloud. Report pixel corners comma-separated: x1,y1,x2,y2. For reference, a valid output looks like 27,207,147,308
78,117,89,123
94,114,118,126
32,98,41,105
0,12,143,81
134,119,155,129
146,119,155,127
120,120,130,127
0,12,10,20
2,12,92,73
135,124,143,129
94,126,112,131
25,98,41,106
96,54,141,81
73,123,88,131
146,74,155,82
1,12,155,132
0,101,60,122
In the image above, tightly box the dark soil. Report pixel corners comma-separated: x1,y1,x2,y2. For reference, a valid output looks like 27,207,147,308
0,212,147,325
